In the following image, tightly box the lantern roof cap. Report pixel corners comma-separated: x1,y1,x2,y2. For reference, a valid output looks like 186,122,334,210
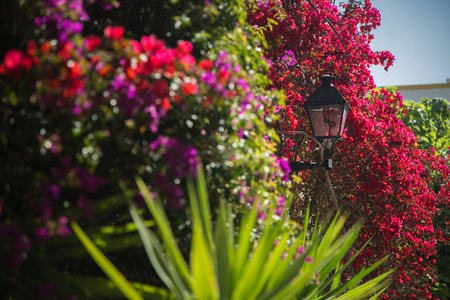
303,75,346,106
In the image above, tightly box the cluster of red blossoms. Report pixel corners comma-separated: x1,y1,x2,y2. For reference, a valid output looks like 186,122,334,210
248,0,449,299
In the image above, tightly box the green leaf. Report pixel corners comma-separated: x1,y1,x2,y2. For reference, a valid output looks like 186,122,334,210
332,269,394,300
69,276,173,299
71,221,143,300
132,178,192,287
215,201,234,300
191,221,219,300
232,200,259,289
196,167,214,249
50,232,144,260
232,216,281,300
127,195,190,300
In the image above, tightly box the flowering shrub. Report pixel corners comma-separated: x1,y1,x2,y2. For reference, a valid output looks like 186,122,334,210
0,0,290,297
247,1,449,299
397,96,450,299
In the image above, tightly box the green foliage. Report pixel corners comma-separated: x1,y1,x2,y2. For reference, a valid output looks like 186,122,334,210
71,221,144,300
91,167,393,300
400,97,450,156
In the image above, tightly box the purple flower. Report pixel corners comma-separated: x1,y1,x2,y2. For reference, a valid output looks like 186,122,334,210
237,78,249,92
145,104,161,133
42,182,60,200
34,200,53,222
34,227,51,242
57,216,72,237
276,156,291,182
218,51,227,60
35,0,88,41
153,174,184,209
77,194,93,219
149,136,200,208
72,104,82,115
0,224,30,269
151,136,199,178
281,50,297,66
201,72,216,85
74,166,105,194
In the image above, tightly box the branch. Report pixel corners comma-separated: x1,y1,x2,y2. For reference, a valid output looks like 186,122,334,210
276,130,340,211
275,130,324,163
303,0,345,49
325,171,340,212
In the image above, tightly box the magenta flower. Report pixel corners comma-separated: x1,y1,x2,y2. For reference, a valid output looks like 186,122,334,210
305,256,314,263
281,50,297,66
74,166,105,194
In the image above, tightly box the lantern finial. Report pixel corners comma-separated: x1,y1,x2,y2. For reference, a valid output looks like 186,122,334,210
319,75,334,87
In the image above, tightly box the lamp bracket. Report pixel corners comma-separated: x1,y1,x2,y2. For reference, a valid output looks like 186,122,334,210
289,158,332,172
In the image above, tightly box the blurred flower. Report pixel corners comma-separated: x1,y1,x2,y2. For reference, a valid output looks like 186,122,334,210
104,26,124,40
281,50,297,66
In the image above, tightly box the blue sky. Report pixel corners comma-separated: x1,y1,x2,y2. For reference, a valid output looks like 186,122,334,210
369,0,450,87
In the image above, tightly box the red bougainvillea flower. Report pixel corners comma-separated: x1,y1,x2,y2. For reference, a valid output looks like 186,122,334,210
2,50,25,71
140,35,162,52
104,26,124,40
181,81,198,95
84,35,103,51
177,40,193,53
199,60,213,70
151,79,169,98
0,49,33,83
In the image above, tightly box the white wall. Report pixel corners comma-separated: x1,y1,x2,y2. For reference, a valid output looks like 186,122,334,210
398,87,450,102
379,83,450,103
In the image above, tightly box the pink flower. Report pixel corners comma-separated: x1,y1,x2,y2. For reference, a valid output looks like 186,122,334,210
177,40,193,54
0,49,33,82
84,35,102,51
141,35,158,52
104,26,124,40
181,81,198,95
199,60,213,69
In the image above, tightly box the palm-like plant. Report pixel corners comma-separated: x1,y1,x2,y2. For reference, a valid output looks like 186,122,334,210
73,167,393,299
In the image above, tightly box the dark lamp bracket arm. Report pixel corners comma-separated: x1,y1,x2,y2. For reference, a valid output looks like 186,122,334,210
275,130,341,172
289,159,333,172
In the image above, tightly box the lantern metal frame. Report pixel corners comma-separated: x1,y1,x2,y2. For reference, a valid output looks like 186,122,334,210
283,75,351,172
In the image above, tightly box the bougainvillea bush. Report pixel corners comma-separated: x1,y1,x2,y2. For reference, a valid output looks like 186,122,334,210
247,1,449,299
397,96,450,299
0,0,291,298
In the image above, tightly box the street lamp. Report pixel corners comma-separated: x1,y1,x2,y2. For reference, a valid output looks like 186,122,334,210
288,75,351,172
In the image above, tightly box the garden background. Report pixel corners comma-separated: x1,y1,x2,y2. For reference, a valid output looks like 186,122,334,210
1,0,449,299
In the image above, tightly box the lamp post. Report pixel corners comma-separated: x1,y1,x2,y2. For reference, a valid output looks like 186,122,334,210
288,75,351,172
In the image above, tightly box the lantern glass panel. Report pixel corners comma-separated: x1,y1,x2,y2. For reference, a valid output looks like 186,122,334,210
308,104,344,138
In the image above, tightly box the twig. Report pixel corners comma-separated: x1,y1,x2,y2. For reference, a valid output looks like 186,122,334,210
303,0,345,49
277,130,340,211
325,171,340,212
275,130,324,162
